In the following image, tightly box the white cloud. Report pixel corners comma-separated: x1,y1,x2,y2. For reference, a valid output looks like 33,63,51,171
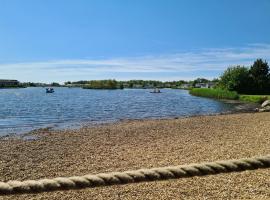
1,44,270,82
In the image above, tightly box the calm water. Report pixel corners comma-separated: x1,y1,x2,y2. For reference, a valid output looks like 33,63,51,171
0,87,238,136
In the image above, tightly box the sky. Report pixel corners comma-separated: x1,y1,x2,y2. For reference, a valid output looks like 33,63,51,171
0,0,270,83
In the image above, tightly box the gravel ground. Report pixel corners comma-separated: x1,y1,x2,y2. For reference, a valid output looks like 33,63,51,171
0,112,270,200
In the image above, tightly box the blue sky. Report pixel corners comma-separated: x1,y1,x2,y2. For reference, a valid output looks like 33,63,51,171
0,0,270,83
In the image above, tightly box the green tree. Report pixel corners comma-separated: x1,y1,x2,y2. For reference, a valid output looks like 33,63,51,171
192,78,209,87
51,82,60,87
128,82,133,88
219,66,250,93
249,59,270,94
119,83,124,89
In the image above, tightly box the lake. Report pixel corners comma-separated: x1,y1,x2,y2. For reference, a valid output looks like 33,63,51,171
0,87,244,136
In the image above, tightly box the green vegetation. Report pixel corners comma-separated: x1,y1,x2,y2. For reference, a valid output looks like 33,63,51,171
66,79,217,89
51,82,60,87
219,59,270,94
189,89,270,103
82,80,118,89
0,80,25,88
68,79,188,89
0,85,25,88
218,66,250,93
20,82,62,87
189,88,239,100
189,59,270,103
239,95,269,104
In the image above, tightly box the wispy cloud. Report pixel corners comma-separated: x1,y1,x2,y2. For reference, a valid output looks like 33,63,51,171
1,44,270,82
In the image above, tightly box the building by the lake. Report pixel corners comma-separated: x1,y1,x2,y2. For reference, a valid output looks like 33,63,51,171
181,83,192,89
194,82,215,88
0,79,20,87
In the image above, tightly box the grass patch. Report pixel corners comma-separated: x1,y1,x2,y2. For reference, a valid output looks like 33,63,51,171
239,95,269,104
189,88,270,103
189,88,239,100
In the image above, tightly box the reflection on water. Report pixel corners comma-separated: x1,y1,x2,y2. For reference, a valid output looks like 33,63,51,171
0,87,238,135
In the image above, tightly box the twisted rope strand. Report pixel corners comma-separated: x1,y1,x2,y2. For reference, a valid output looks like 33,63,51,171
1,155,269,195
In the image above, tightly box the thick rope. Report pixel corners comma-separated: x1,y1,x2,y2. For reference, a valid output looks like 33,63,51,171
1,155,270,195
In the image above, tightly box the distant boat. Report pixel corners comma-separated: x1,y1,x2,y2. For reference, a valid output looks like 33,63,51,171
46,88,54,93
150,88,161,93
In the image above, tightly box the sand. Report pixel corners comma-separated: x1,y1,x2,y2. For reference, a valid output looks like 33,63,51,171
0,112,270,199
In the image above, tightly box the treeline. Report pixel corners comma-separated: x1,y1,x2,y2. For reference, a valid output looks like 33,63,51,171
218,59,270,94
67,80,186,89
82,80,118,89
118,80,186,88
21,82,61,87
20,79,215,89
65,79,217,89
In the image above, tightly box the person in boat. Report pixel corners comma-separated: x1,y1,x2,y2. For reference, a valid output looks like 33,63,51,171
46,88,54,93
151,88,160,93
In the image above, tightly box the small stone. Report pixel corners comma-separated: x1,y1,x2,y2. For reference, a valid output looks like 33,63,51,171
261,100,270,108
258,106,270,112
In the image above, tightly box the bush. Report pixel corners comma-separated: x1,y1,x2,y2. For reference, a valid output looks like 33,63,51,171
189,88,239,100
219,66,251,93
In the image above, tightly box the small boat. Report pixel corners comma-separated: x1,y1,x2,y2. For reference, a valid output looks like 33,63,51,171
46,88,54,93
150,88,161,93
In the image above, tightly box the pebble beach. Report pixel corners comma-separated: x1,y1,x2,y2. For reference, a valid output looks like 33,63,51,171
0,112,270,200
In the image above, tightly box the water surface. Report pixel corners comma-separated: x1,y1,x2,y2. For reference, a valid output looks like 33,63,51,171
0,87,242,136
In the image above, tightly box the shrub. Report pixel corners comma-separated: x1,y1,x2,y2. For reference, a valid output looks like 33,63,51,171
219,66,251,93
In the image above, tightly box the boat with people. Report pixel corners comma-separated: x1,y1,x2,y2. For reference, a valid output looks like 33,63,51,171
46,88,54,93
150,88,161,93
